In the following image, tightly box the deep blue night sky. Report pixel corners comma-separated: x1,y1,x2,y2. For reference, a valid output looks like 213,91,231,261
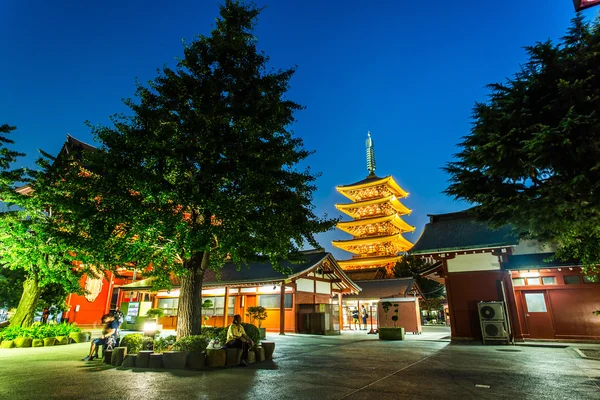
1,1,597,258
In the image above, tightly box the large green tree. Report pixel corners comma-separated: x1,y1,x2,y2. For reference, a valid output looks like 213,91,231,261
444,14,600,274
0,125,83,327
50,0,336,338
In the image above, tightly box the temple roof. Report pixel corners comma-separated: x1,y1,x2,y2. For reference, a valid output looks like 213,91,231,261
336,214,415,234
336,254,403,267
345,278,419,300
410,210,518,255
336,175,409,201
344,268,388,281
120,249,361,293
332,233,413,254
335,195,411,217
502,253,581,270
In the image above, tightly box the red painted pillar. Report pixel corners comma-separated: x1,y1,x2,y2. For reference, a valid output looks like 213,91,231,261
280,282,286,335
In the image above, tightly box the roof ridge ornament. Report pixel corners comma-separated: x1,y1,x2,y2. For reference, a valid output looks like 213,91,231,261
366,131,376,176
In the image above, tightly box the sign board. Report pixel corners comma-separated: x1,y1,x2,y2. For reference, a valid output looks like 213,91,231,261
127,302,140,317
574,0,600,11
319,304,326,313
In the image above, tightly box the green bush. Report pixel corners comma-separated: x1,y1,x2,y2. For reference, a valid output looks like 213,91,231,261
200,327,227,346
0,326,22,341
142,336,154,351
121,333,144,354
173,335,209,353
145,308,164,318
154,335,177,353
241,323,260,347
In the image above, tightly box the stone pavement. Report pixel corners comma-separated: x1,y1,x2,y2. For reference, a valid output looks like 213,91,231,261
0,331,598,400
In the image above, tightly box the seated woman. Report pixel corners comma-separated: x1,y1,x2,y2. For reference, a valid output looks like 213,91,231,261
224,314,254,366
82,313,119,361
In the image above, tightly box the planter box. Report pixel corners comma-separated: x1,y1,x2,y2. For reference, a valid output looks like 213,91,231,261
103,350,113,364
69,332,90,343
225,348,242,366
32,339,44,347
262,341,275,360
247,350,256,364
43,337,56,347
15,337,32,348
0,340,15,348
111,347,127,366
186,352,206,370
163,351,189,370
254,346,265,362
206,349,227,367
136,351,153,368
259,328,267,340
121,354,137,368
378,327,405,341
149,353,163,369
55,336,69,345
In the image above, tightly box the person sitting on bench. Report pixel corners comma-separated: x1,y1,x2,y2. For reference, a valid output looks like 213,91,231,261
82,313,119,361
224,314,254,366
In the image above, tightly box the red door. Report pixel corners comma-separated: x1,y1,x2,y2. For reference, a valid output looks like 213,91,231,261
522,291,555,339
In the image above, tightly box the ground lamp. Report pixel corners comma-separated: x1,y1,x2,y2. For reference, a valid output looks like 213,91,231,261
573,0,600,11
143,321,158,338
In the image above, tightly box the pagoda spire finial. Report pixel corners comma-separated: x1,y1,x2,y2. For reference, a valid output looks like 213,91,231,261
366,131,376,176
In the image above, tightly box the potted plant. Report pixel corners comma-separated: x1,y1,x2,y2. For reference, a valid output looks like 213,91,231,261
378,302,405,340
173,335,209,370
202,299,213,324
246,306,268,339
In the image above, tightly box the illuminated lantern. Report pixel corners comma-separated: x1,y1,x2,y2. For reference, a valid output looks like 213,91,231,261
574,0,600,11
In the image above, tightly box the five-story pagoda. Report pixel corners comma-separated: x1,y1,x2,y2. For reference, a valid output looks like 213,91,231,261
332,133,415,277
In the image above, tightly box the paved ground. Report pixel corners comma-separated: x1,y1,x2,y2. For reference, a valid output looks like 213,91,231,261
0,329,598,400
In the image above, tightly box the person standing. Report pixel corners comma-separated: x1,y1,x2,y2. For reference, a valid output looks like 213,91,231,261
361,305,368,330
351,308,359,330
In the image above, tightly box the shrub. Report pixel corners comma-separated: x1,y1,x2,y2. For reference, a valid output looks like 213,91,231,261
240,323,260,347
121,333,144,354
145,308,164,319
200,327,227,346
0,326,22,341
246,306,267,328
173,335,209,353
142,336,154,351
154,335,177,353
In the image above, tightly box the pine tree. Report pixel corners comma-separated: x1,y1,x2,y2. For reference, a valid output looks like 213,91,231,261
50,0,336,338
444,13,600,273
0,125,82,327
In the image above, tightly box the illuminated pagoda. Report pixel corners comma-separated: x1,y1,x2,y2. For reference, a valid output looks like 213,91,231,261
332,133,415,278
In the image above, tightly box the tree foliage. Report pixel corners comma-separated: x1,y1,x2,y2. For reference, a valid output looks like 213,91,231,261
444,13,600,273
0,124,83,327
47,0,336,338
393,255,444,298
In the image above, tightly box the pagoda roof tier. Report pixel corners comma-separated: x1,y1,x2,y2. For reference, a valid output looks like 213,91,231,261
332,233,413,254
337,214,415,235
335,195,411,218
337,255,403,268
336,175,409,202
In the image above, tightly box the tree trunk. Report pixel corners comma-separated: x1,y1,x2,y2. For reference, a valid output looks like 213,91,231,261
176,251,209,339
9,274,42,328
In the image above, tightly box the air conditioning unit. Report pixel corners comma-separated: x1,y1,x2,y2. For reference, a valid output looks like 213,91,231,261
478,301,510,344
478,301,505,321
481,321,509,341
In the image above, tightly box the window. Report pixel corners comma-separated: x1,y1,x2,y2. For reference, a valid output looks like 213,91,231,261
524,293,547,312
526,277,541,286
202,296,235,316
512,278,525,286
258,294,293,309
158,298,179,316
564,275,581,285
541,277,556,285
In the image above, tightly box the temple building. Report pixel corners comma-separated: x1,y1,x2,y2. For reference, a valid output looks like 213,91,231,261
332,133,415,278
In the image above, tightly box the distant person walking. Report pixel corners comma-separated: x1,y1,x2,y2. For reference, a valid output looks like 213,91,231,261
361,305,368,330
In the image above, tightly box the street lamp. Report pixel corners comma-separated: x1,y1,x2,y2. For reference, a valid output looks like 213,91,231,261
574,0,600,11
